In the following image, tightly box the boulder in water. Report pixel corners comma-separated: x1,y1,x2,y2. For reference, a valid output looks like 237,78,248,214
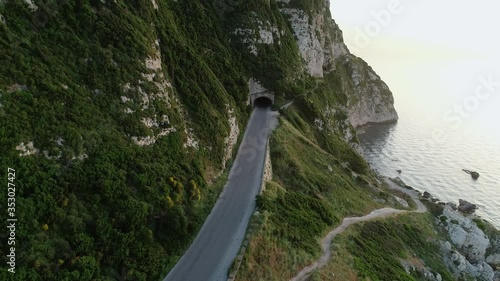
404,184,414,190
458,199,478,214
423,191,432,199
446,202,458,210
390,176,405,187
462,169,480,180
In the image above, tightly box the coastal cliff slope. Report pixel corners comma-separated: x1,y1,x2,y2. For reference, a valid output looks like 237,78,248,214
0,0,401,280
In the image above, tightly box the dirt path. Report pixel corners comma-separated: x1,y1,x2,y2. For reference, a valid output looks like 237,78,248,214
289,178,427,281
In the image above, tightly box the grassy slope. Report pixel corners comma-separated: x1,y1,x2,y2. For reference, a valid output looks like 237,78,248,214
0,0,441,280
235,113,389,281
310,213,454,281
236,110,460,280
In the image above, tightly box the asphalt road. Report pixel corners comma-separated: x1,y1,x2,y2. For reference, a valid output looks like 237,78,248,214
164,105,272,281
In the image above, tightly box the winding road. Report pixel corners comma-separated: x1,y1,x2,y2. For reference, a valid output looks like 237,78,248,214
289,179,427,281
164,106,272,281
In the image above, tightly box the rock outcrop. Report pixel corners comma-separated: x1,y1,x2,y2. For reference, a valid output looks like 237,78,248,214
423,191,432,199
15,141,39,156
463,169,480,180
277,1,398,128
344,58,399,127
443,206,489,263
487,253,500,268
458,199,478,214
438,205,500,279
222,106,240,171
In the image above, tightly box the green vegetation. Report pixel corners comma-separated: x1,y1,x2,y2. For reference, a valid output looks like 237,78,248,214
349,217,451,280
236,115,385,280
269,118,381,217
256,186,338,254
236,111,457,280
0,1,256,280
312,214,454,281
0,0,406,280
0,0,328,279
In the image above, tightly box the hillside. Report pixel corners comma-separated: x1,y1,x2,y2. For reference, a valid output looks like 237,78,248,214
0,0,404,280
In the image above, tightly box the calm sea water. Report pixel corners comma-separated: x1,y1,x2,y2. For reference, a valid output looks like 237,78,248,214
358,110,500,229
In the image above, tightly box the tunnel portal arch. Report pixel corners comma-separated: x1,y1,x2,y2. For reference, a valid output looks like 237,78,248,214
250,91,275,107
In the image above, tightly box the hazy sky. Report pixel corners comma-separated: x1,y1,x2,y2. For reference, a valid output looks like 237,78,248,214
330,0,500,140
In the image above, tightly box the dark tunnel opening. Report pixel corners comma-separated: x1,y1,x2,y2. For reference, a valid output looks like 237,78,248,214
253,97,273,108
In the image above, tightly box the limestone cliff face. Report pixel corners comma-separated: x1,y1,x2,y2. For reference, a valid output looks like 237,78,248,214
278,0,348,78
228,0,397,131
0,1,401,279
439,206,499,279
341,56,399,127
277,0,398,128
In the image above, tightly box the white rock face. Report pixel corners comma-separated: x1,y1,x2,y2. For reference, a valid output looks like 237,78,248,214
314,118,324,131
121,96,132,103
184,127,199,149
233,28,258,55
279,3,350,78
23,0,38,11
143,39,165,82
132,127,177,147
441,242,495,279
439,206,499,280
257,22,279,45
443,206,490,263
248,78,266,95
72,153,88,161
279,4,397,127
222,106,240,170
151,0,158,10
346,60,399,127
280,8,324,77
121,39,172,111
122,38,200,147
15,141,39,156
132,114,177,147
55,137,64,146
487,253,500,267
141,117,159,128
233,3,398,129
233,18,281,56
247,78,267,105
480,263,495,280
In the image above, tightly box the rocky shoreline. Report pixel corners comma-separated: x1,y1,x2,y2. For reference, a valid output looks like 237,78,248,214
389,177,500,281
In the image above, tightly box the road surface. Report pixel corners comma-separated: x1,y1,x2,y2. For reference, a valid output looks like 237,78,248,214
164,105,272,281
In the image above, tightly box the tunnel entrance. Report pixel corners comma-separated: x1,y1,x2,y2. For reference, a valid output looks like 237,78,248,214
250,91,275,107
253,96,273,107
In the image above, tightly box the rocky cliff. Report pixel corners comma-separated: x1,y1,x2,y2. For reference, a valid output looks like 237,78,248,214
230,0,398,129
0,0,397,280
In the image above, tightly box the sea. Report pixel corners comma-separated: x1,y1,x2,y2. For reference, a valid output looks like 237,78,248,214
357,63,500,229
